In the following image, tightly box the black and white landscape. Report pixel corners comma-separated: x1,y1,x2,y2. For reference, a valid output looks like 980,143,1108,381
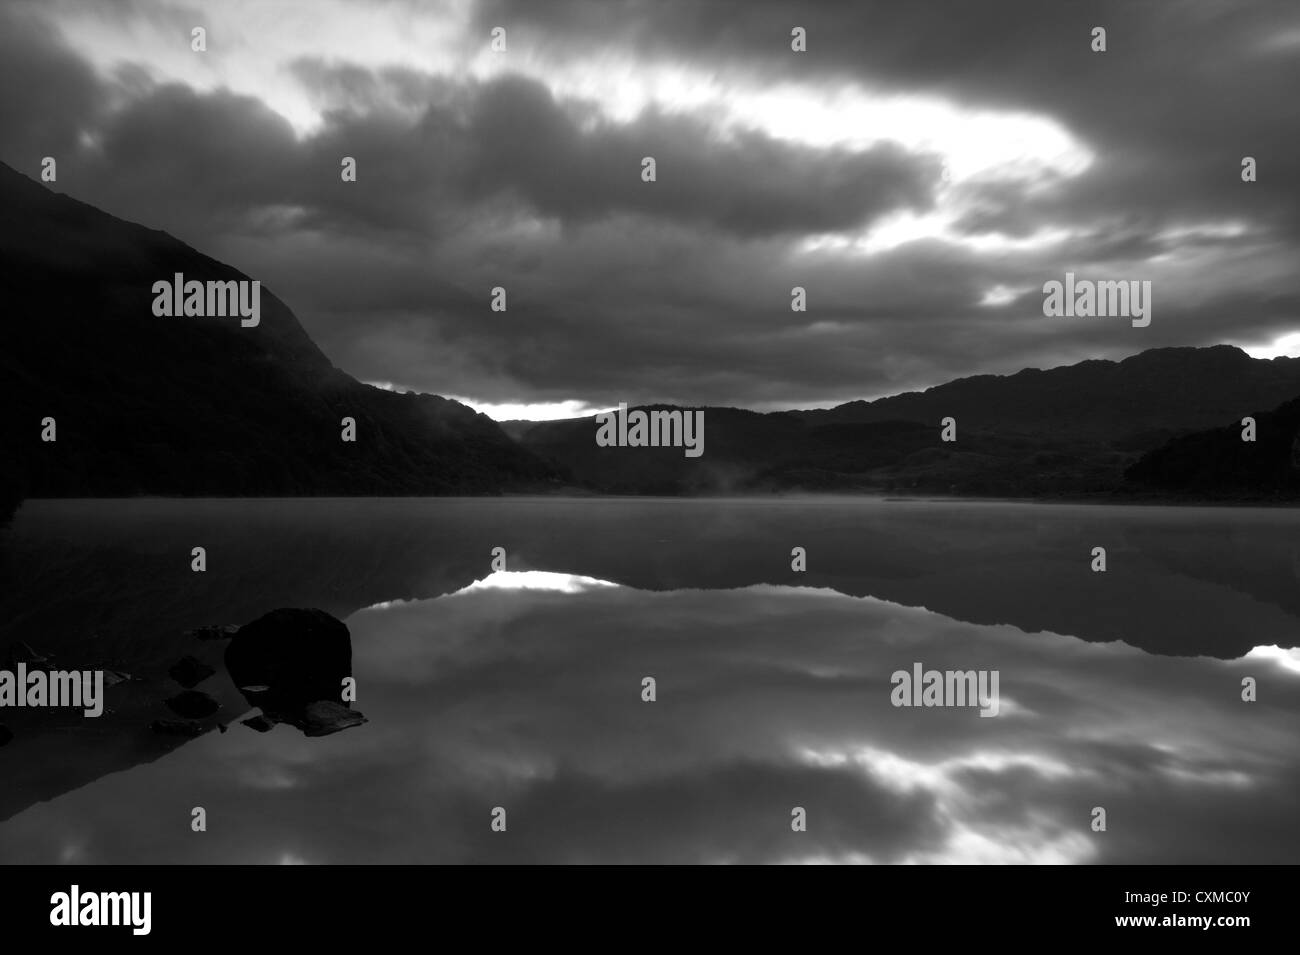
1,0,1298,873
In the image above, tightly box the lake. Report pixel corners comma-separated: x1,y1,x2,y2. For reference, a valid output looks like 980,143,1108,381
0,497,1297,863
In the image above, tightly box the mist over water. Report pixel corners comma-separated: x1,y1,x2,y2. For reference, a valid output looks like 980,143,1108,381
1,497,1296,863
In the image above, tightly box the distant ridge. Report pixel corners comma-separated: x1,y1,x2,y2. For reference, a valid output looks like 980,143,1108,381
513,347,1300,497
813,345,1300,437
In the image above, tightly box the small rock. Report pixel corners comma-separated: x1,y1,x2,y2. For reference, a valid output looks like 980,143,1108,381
164,690,220,719
297,701,367,738
241,714,278,733
150,719,203,738
168,655,216,689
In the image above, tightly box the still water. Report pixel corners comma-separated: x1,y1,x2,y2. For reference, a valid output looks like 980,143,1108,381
0,497,1297,863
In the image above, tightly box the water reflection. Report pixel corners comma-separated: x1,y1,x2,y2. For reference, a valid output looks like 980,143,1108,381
0,498,1296,863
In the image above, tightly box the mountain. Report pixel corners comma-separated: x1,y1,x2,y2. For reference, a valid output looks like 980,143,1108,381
813,345,1300,437
1126,394,1300,499
0,163,560,516
514,348,1300,496
6,160,1299,508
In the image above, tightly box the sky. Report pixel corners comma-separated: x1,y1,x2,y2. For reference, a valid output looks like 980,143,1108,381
2,0,1298,419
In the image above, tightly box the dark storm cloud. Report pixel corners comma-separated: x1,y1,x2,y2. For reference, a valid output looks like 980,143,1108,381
33,57,940,244
471,0,1299,136
475,0,1300,236
457,74,939,237
1,0,1298,409
0,9,105,160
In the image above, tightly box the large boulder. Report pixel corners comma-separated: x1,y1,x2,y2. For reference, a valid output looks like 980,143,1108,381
226,608,352,706
225,608,364,736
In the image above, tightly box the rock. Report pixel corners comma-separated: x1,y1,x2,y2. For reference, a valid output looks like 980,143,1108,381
0,724,12,747
185,624,239,641
241,715,277,733
294,701,368,738
226,608,353,712
222,609,368,739
164,690,220,719
168,655,216,689
150,719,204,738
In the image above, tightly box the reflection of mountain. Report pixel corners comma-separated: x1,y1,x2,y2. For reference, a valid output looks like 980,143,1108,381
3,497,1299,829
7,498,1298,664
8,498,1297,669
511,347,1300,497
5,534,1298,863
0,603,363,823
0,162,559,515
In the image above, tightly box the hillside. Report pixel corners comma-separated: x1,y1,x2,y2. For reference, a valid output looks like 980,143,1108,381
1127,395,1300,498
0,163,560,513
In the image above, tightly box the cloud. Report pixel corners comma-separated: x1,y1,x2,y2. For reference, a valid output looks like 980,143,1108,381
3,578,1296,863
1,0,1297,411
0,7,106,161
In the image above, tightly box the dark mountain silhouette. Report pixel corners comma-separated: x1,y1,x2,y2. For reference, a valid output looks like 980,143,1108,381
1126,394,1300,499
0,162,560,518
813,345,1300,436
512,347,1300,496
5,159,1299,509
